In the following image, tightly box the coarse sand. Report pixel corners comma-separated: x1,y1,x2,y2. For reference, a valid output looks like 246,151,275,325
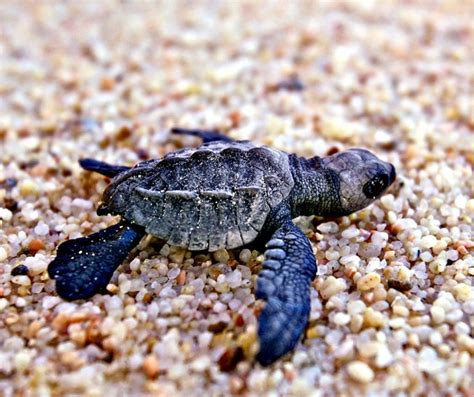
0,1,473,396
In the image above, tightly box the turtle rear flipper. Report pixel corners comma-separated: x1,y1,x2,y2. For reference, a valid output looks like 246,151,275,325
79,158,131,178
256,220,317,366
48,221,145,300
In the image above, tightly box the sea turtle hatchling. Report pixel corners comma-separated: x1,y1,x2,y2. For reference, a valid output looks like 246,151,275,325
47,127,396,365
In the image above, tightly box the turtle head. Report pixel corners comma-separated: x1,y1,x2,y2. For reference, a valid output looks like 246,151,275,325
322,148,396,215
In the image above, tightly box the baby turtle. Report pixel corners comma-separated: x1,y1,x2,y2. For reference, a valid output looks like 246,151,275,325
48,128,396,365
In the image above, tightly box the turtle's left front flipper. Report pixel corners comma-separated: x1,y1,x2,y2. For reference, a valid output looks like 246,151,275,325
170,127,234,143
48,221,145,301
256,221,317,366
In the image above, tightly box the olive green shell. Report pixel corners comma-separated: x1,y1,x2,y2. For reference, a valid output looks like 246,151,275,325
101,141,294,251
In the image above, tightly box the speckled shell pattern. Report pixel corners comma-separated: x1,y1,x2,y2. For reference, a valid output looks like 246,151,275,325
101,141,294,251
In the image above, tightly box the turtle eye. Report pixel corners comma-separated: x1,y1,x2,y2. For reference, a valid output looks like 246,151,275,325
363,173,389,199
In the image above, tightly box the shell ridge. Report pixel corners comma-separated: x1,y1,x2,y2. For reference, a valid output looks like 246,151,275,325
165,190,198,199
135,186,164,198
200,190,233,199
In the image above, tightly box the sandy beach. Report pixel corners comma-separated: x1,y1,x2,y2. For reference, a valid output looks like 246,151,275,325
0,1,473,396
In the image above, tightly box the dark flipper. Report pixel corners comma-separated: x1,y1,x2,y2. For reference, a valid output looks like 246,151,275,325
256,221,317,366
170,127,234,143
48,221,145,300
79,158,131,178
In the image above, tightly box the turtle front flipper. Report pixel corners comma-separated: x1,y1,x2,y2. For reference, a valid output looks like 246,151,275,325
256,221,317,366
48,221,145,300
170,127,234,143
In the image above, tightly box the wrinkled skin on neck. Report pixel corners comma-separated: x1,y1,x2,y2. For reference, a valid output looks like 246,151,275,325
289,149,396,218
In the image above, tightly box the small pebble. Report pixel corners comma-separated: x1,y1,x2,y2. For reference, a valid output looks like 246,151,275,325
0,208,13,221
218,347,244,372
342,226,360,239
34,222,50,236
11,275,31,286
333,312,351,326
357,272,381,291
347,361,375,383
143,355,160,379
176,270,186,285
190,356,211,372
319,276,346,299
71,198,93,209
28,239,45,254
0,246,8,261
420,235,437,249
19,180,40,196
453,284,471,301
11,265,29,276
363,308,385,328
239,249,251,263
167,267,180,280
213,249,230,264
317,222,339,234
430,306,445,324
129,258,141,272
14,351,32,372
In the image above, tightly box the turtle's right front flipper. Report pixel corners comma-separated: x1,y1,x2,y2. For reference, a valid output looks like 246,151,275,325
48,221,145,301
256,220,317,366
